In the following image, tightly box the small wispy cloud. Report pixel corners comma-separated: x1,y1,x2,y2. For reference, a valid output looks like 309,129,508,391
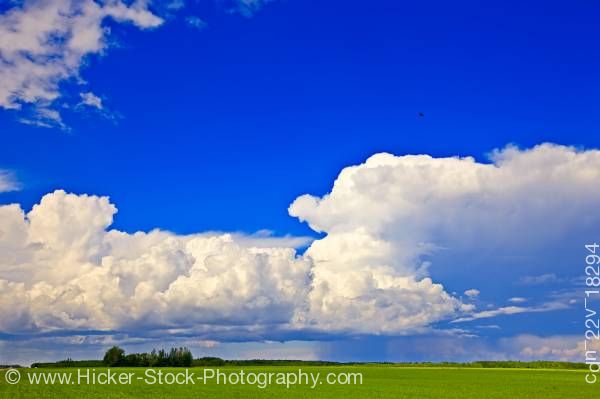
18,108,68,131
517,273,561,286
74,91,122,123
451,301,569,323
234,0,275,17
508,297,527,303
476,324,501,330
167,0,186,10
0,169,20,192
79,92,103,110
186,16,207,30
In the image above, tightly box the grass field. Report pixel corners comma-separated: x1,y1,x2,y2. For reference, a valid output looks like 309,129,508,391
1,366,599,398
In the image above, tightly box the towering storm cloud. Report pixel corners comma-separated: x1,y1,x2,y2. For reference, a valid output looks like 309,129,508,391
0,144,599,340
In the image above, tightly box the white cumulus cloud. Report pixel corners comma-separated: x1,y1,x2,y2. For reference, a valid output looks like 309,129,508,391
1,144,599,339
0,189,466,337
0,190,313,335
290,143,600,332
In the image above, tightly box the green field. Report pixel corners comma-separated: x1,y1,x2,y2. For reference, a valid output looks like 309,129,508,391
1,366,599,398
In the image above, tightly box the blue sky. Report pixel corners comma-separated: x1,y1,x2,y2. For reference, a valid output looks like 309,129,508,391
1,0,600,364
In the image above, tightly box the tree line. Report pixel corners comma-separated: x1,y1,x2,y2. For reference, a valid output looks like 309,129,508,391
29,348,589,369
103,346,194,367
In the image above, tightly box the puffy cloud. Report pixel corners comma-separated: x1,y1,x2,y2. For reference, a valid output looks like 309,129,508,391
0,0,163,127
290,144,600,246
0,190,312,336
1,144,600,340
290,143,600,333
0,170,20,192
464,289,480,298
0,189,465,338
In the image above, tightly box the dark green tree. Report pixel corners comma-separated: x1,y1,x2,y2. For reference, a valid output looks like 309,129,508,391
181,347,193,367
103,346,125,367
